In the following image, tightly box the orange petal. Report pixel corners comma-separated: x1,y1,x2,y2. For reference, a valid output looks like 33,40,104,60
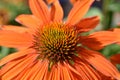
111,28,120,44
79,31,117,50
66,0,94,25
50,0,63,22
59,63,72,80
28,61,44,80
110,54,120,65
16,60,38,80
0,30,33,49
73,58,101,80
34,60,48,80
46,0,55,4
29,0,50,24
0,48,36,66
15,60,43,80
48,64,59,80
64,62,83,80
16,15,41,30
76,16,100,32
1,54,39,80
0,57,25,76
78,47,120,79
2,25,29,33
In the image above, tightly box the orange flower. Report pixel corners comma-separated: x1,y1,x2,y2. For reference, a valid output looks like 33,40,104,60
0,0,120,79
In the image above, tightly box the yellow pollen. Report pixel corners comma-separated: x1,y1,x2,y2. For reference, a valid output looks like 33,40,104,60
33,23,78,64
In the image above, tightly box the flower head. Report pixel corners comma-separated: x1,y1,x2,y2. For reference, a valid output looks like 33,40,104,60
0,0,120,80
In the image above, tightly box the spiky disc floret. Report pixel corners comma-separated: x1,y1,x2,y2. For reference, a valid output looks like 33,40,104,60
33,23,78,64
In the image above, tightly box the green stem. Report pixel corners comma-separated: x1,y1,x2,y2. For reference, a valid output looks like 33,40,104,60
102,0,114,30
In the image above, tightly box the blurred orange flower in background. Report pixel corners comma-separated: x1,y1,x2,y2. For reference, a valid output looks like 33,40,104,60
0,9,9,25
0,0,120,80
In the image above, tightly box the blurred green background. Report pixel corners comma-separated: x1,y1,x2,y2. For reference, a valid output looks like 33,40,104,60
0,0,120,68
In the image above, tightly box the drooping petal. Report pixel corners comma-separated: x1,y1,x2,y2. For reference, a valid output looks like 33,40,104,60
64,67,79,80
29,0,50,24
9,59,36,80
0,57,26,76
33,60,49,80
78,47,120,79
1,25,29,33
73,58,101,80
79,31,117,50
64,62,84,80
16,15,41,30
111,28,120,44
47,67,53,80
0,30,33,49
110,54,120,65
50,0,63,22
66,0,94,25
75,16,100,32
46,0,55,4
0,48,36,66
48,64,60,80
1,54,39,80
22,60,41,80
59,63,72,80
15,60,38,80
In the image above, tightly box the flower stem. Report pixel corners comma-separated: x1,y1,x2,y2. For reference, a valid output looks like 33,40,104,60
102,0,114,30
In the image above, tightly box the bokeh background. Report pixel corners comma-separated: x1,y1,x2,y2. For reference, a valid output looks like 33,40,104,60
0,0,120,68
